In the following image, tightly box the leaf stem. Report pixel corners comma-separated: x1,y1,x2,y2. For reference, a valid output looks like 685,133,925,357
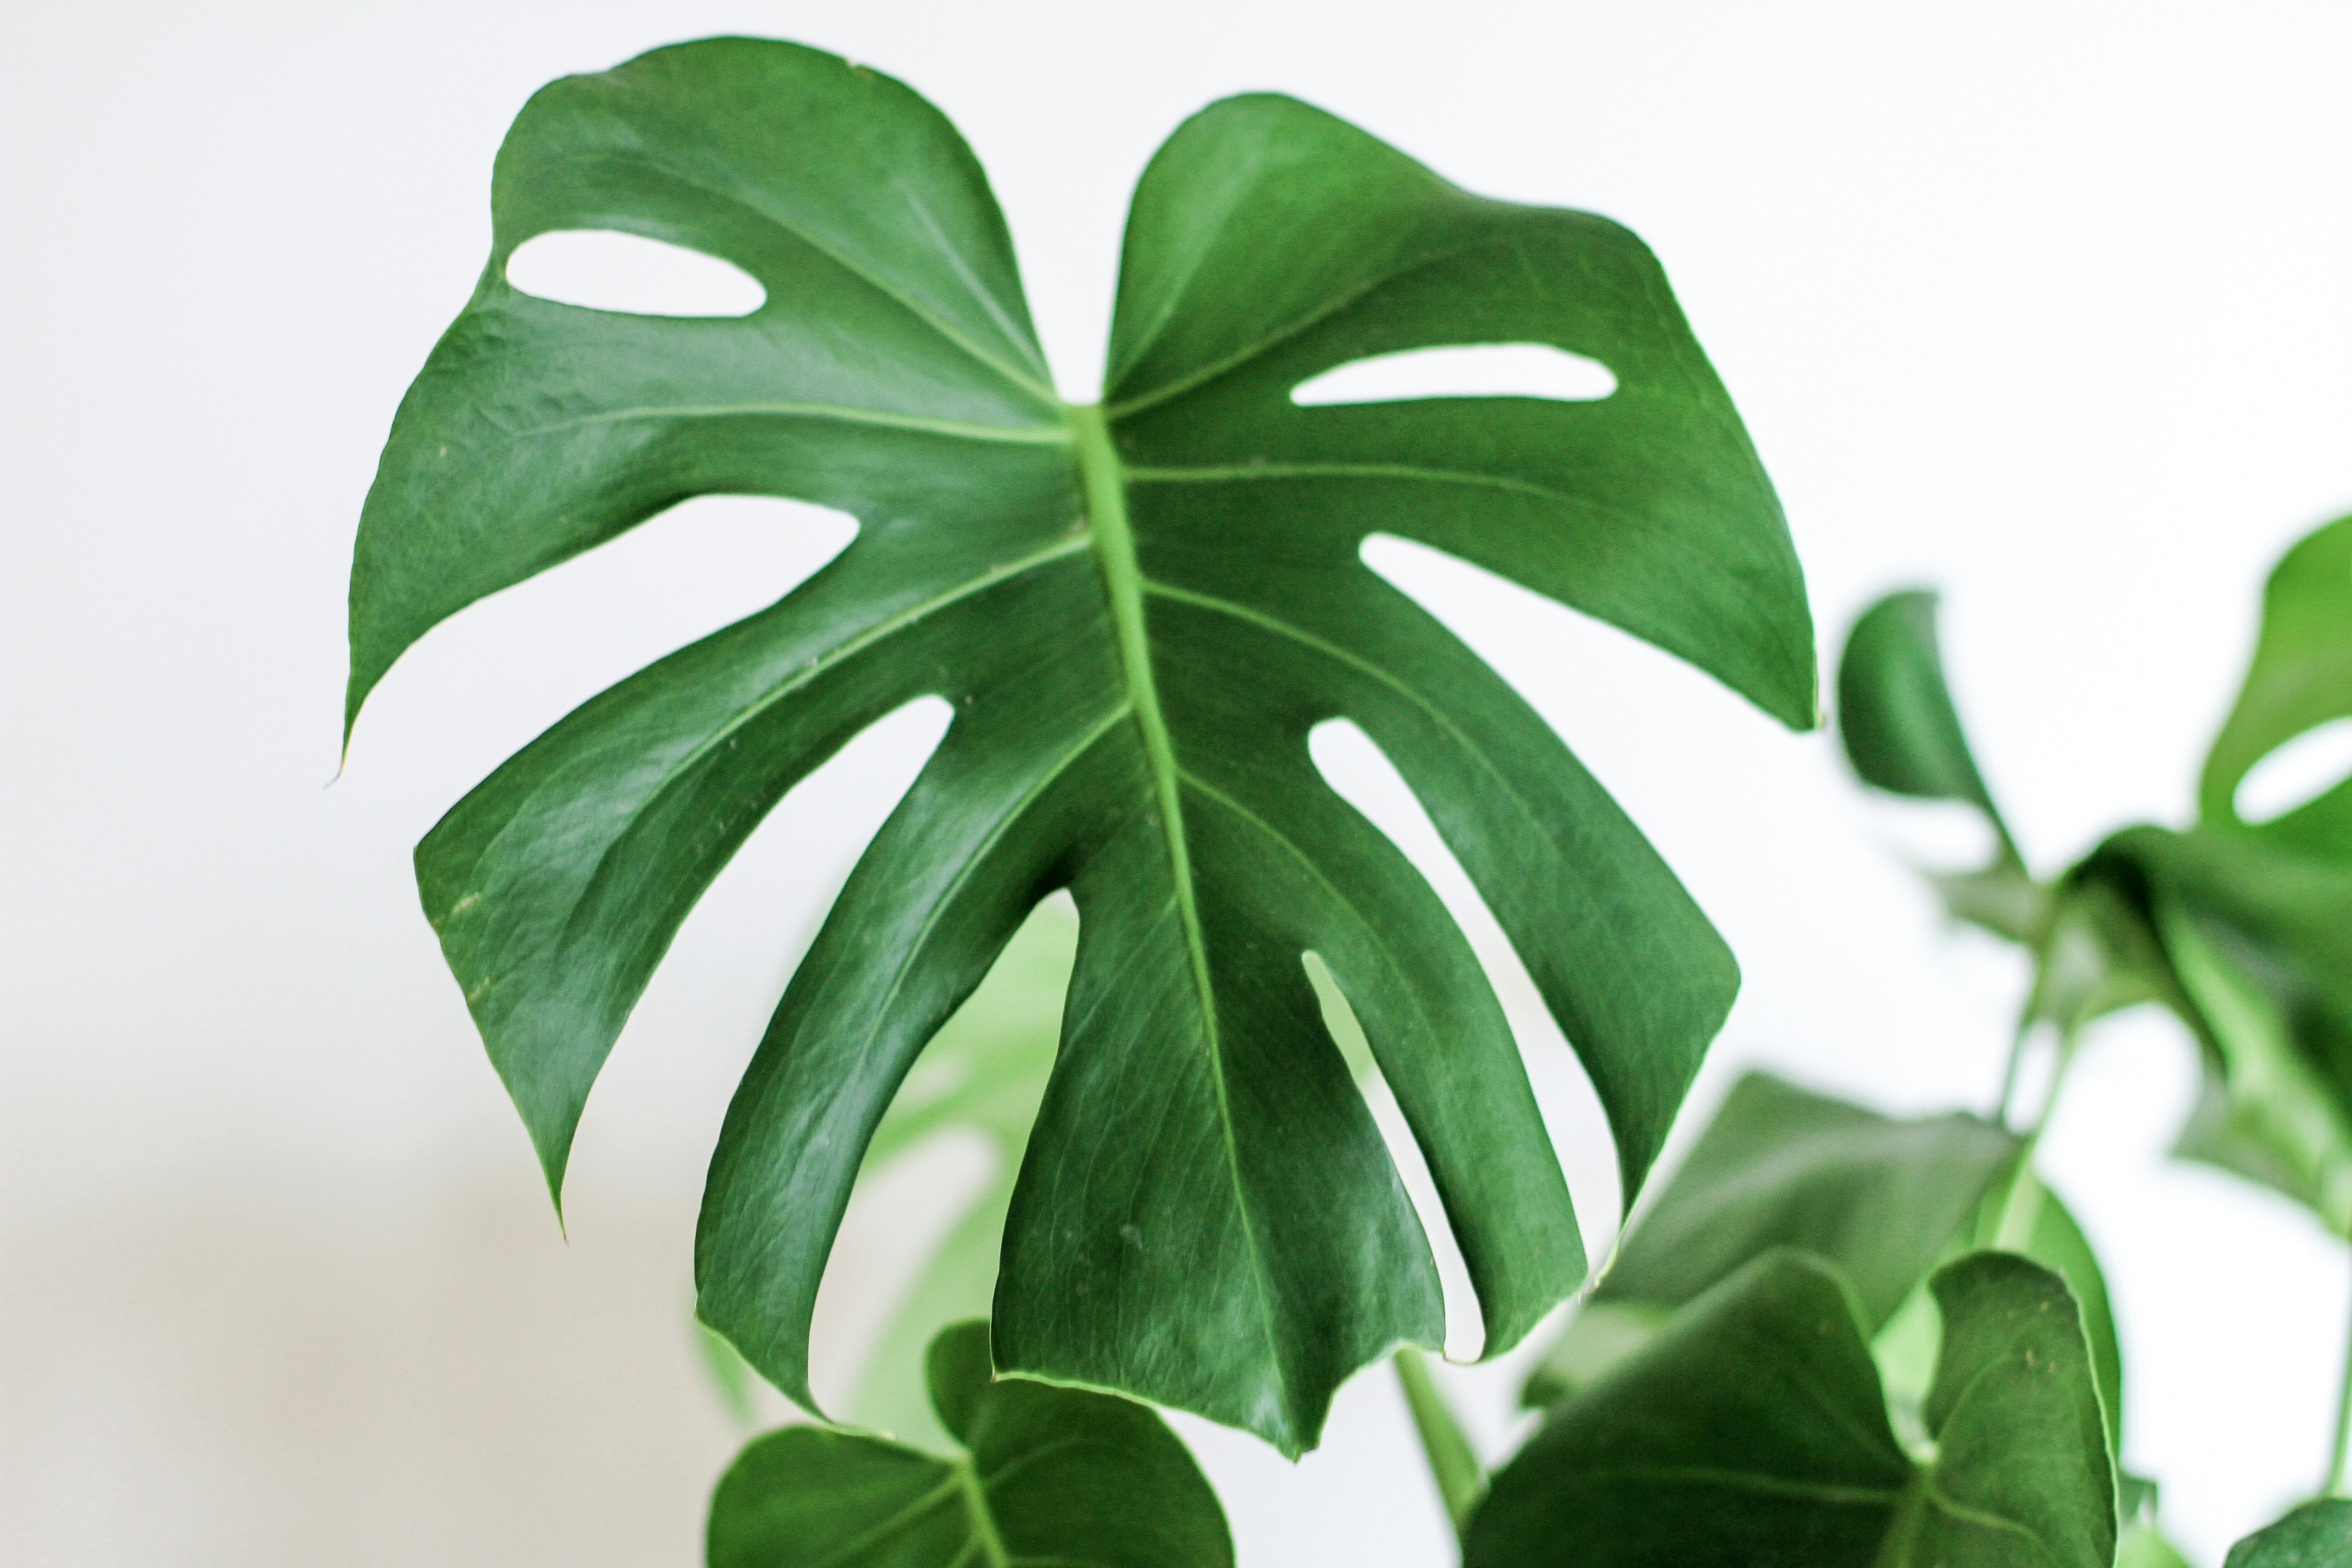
2329,1249,2352,1497
1986,1026,2079,1252
1393,1347,1484,1543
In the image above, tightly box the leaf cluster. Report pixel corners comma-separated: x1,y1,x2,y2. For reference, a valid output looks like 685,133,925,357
1840,517,2352,1236
344,32,2352,1568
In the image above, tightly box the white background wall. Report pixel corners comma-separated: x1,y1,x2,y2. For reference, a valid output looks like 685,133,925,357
5,3,2351,1563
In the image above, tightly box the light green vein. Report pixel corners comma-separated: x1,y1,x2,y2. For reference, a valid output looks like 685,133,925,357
1126,460,1573,507
1067,401,1290,1419
951,1458,1012,1568
1103,234,1502,418
801,1473,963,1568
563,153,1058,404
511,402,1072,446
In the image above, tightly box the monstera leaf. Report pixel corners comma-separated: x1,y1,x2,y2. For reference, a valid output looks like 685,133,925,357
708,1321,1230,1568
2201,514,2352,860
2224,1500,2352,1568
1837,589,2039,941
1470,1250,2115,1568
347,36,1813,1452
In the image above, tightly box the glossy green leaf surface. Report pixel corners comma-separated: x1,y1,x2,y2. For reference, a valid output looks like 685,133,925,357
708,1321,1230,1568
845,904,1071,1450
348,36,1813,1451
1525,1071,2017,1405
1472,1250,2115,1568
1837,590,2038,940
2201,514,2352,858
2224,1501,2352,1568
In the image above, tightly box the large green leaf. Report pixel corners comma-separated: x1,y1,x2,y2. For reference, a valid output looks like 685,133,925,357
2200,514,2352,858
708,1320,1230,1568
2225,1501,2352,1568
1524,1072,2018,1405
1470,1250,2115,1568
1837,589,2038,941
347,36,1812,1451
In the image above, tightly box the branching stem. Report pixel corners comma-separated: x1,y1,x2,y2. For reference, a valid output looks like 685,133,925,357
1986,1025,2079,1253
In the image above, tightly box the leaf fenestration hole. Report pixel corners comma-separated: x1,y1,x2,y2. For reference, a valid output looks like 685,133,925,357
807,1126,999,1411
2235,716,2352,823
1298,941,1482,1362
1290,343,1616,406
506,229,766,317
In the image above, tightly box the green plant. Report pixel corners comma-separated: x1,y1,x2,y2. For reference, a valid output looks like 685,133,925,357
348,32,2349,1567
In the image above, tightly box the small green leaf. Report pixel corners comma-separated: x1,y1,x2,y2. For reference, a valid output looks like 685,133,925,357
1838,591,2011,836
353,35,1814,1452
1524,1072,2017,1406
1877,1176,2128,1463
1472,1250,2115,1568
2201,514,2352,858
1837,591,2038,938
2223,1500,2352,1568
707,1320,1231,1568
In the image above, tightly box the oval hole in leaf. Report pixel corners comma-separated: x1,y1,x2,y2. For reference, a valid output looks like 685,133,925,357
1291,343,1616,406
2235,716,2352,823
506,229,766,317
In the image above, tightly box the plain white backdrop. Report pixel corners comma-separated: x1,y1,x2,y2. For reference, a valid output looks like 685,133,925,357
5,3,2352,1563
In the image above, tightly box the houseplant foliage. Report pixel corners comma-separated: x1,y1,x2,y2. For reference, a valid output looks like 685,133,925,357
343,34,1814,1454
1473,1250,2116,1568
347,29,2352,1568
707,1319,1231,1568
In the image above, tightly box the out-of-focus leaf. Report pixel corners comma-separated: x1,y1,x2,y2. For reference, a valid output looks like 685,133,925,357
1521,1300,1666,1409
1838,590,2038,940
697,1320,763,1430
2120,1523,2198,1568
707,1320,1231,1568
1523,1072,2015,1406
1471,1250,2115,1568
350,34,1816,1454
844,903,1073,1450
2201,514,2352,860
2223,1499,2352,1568
2081,826,2352,1233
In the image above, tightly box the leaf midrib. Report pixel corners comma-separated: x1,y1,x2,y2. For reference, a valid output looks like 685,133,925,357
1067,402,1289,1419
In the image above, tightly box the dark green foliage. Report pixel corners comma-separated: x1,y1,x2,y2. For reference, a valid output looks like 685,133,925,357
348,34,1813,1451
1472,1251,2115,1568
2223,1501,2352,1568
707,1321,1230,1568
